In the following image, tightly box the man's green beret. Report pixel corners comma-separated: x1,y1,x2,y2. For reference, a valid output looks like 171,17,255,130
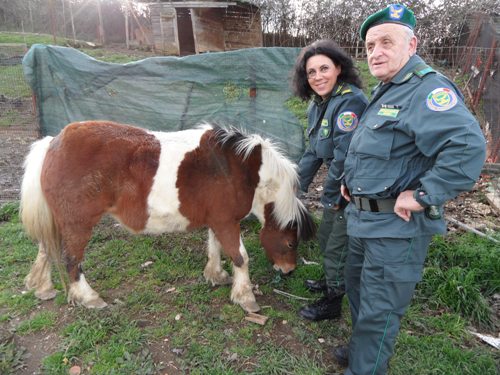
360,4,416,41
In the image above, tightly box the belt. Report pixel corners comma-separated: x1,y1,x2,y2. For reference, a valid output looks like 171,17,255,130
352,196,396,213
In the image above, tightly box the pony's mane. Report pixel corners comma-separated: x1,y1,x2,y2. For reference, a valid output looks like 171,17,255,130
211,126,306,230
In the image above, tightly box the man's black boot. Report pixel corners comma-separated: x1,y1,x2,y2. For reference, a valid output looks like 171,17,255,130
304,278,327,293
298,290,344,321
333,345,349,367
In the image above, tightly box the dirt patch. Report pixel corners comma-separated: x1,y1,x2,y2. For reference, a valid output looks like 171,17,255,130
3,302,76,375
0,95,38,203
0,130,38,203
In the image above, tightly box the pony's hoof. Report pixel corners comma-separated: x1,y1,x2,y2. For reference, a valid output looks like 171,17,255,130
83,297,108,309
35,289,57,300
240,300,260,313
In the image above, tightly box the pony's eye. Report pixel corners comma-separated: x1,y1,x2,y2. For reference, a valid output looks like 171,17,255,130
287,241,295,249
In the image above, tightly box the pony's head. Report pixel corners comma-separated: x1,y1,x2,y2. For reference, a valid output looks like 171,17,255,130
211,125,317,273
259,202,316,274
247,136,316,273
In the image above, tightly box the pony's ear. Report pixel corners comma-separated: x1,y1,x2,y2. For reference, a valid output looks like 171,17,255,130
297,206,317,241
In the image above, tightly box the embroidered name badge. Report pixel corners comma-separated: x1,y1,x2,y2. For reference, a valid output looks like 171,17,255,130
426,88,458,112
377,108,400,118
389,4,404,20
337,112,358,132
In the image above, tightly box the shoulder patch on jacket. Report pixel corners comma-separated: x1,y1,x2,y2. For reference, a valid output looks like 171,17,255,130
426,87,458,111
337,111,358,132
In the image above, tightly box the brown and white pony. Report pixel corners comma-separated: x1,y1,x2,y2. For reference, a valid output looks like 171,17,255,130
21,121,316,313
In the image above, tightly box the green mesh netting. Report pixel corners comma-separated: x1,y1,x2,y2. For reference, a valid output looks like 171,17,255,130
23,44,305,161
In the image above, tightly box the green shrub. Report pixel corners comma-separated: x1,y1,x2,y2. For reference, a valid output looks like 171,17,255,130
434,267,492,326
0,202,20,222
0,341,27,375
418,234,499,327
428,234,499,296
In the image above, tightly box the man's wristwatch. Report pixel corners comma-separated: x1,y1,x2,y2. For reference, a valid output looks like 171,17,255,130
414,188,442,220
413,188,428,208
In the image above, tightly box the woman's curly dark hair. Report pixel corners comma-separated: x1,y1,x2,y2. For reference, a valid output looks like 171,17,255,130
291,39,363,101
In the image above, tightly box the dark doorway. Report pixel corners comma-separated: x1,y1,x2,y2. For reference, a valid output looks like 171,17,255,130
176,8,196,55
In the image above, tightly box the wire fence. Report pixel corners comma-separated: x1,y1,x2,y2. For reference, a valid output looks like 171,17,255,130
0,43,39,202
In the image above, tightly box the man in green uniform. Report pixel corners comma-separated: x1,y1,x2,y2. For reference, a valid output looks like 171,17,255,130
337,4,487,374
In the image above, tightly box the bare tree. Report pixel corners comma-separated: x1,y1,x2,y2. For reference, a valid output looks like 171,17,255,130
1,0,499,50
253,0,299,46
251,0,500,50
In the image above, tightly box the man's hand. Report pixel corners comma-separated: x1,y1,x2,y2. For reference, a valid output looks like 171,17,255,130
394,190,424,222
341,185,351,202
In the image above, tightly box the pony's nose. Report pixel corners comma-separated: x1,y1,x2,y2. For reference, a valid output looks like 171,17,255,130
273,263,295,275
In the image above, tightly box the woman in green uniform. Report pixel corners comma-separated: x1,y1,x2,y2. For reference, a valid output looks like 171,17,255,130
291,40,368,321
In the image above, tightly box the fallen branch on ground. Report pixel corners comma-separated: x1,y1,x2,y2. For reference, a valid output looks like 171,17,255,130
446,216,500,244
273,288,314,301
245,312,269,325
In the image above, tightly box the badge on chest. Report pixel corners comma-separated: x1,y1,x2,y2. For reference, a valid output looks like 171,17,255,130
377,104,401,118
320,119,330,138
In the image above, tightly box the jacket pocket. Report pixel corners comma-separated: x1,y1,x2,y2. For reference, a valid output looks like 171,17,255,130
349,157,405,195
354,119,400,160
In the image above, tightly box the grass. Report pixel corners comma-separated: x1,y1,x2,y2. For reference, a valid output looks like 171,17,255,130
0,32,60,47
0,201,498,374
0,66,31,99
0,341,26,375
16,311,57,335
41,309,159,374
0,33,63,102
418,234,499,327
392,330,496,375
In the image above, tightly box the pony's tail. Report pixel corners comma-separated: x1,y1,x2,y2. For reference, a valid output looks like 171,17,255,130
20,137,65,286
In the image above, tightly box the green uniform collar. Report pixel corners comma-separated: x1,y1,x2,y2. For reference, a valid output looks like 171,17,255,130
370,55,434,98
312,82,352,104
389,55,434,85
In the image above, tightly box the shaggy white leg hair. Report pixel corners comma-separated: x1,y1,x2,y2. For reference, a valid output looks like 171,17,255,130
203,229,232,286
68,274,107,309
25,243,57,300
230,238,260,313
